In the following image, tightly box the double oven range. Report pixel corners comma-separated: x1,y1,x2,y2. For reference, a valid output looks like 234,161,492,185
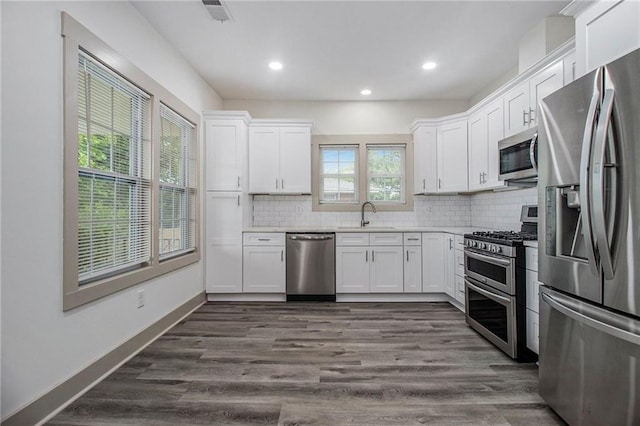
463,205,538,362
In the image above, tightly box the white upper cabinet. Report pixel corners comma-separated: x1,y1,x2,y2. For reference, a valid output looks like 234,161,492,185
249,121,313,194
204,112,250,191
437,120,468,193
504,60,563,137
468,98,504,191
413,126,437,194
574,0,640,77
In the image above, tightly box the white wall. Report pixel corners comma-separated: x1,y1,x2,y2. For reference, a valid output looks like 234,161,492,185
222,99,468,134
1,1,221,420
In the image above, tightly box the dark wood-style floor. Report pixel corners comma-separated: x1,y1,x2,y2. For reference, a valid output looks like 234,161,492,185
49,302,565,425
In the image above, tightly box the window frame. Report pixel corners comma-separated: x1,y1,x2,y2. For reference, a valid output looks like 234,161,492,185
311,134,414,212
62,13,200,311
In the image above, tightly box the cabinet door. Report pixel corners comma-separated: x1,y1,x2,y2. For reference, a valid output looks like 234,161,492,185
404,246,422,292
529,61,563,126
205,120,245,191
437,121,468,193
205,192,244,293
484,98,504,189
249,127,280,193
243,246,285,292
467,111,487,192
413,126,437,193
526,308,539,354
576,0,640,76
504,81,530,137
336,247,370,293
370,246,404,293
280,127,311,194
422,233,444,293
443,234,456,297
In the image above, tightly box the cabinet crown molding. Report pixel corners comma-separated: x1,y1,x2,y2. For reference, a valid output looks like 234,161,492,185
203,110,252,125
250,118,315,130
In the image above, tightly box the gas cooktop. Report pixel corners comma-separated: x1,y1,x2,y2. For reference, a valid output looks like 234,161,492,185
466,230,537,246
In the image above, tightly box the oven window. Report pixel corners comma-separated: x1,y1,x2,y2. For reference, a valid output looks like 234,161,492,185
500,141,533,174
467,257,507,284
468,286,509,342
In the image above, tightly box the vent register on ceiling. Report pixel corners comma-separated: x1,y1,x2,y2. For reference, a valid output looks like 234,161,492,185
202,0,233,22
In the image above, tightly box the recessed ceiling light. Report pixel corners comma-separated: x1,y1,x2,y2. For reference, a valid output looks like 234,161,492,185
269,61,283,70
422,61,437,71
360,89,372,96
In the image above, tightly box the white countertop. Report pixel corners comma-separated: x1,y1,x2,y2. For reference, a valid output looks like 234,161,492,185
524,240,539,248
244,226,485,235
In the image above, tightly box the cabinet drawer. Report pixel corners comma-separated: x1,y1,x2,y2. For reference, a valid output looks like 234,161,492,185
525,247,538,272
454,234,465,248
370,233,403,246
336,233,370,246
403,233,422,246
526,269,540,313
243,232,285,246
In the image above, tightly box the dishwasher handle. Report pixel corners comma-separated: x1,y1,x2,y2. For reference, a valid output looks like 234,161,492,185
289,234,334,241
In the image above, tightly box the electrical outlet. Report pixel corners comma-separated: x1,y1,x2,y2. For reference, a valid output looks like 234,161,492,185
295,205,303,215
137,289,145,308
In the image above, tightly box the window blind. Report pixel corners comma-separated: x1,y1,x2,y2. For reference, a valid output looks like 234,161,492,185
77,52,152,284
159,104,196,259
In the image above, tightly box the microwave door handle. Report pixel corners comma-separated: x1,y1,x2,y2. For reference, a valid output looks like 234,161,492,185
529,132,538,172
579,83,601,277
592,88,616,280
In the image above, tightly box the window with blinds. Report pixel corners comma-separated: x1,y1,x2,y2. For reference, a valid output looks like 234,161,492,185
77,52,152,284
159,104,196,259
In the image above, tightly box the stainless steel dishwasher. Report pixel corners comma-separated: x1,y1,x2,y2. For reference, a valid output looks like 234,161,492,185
286,233,335,301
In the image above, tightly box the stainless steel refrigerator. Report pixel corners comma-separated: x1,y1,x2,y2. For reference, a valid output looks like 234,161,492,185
537,48,640,425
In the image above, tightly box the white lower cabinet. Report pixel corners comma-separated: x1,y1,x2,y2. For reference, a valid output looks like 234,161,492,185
336,233,404,293
422,233,445,293
404,245,422,292
525,246,540,354
242,233,285,293
336,246,370,293
443,233,456,298
370,246,404,293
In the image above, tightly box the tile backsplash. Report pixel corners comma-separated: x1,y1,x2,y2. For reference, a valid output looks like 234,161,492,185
252,186,537,230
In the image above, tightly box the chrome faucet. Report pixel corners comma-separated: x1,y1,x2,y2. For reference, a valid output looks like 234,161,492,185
360,201,377,227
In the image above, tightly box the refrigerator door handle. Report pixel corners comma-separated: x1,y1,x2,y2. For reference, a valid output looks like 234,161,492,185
592,88,616,280
579,83,601,276
541,291,640,346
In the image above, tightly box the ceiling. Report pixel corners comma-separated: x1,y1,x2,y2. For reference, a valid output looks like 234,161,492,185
132,0,571,102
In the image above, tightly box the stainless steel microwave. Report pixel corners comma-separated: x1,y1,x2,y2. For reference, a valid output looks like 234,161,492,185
498,127,538,181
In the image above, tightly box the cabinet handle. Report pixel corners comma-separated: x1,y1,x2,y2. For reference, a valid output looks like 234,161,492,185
422,179,425,191
523,110,528,126
281,179,285,190
479,172,482,184
529,107,535,124
258,238,270,241
275,179,279,190
438,178,442,189
450,238,453,250
365,250,368,262
237,176,241,188
281,250,284,262
237,195,240,206
372,250,375,262
407,237,419,241
407,250,409,262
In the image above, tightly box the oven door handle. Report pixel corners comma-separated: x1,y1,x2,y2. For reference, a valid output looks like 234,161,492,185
465,250,512,267
466,279,512,305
